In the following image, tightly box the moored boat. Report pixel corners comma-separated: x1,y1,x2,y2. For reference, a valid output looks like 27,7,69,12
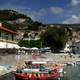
14,61,64,80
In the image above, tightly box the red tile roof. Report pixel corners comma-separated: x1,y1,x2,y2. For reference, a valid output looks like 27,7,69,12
0,25,18,35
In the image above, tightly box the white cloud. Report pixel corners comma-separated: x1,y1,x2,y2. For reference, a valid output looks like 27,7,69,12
26,9,46,21
72,0,80,6
49,7,64,14
63,15,80,24
30,7,64,17
26,7,64,21
39,9,47,15
67,0,80,14
28,14,38,21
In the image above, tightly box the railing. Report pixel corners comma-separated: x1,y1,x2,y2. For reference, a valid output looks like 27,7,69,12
0,38,18,44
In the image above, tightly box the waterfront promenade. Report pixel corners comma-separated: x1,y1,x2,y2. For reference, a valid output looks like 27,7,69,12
0,53,80,66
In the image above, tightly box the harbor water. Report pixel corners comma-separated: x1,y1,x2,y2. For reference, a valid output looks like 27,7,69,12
0,54,80,80
0,65,80,80
63,64,80,80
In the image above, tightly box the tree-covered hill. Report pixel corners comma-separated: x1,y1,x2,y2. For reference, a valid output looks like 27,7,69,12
0,10,27,20
0,9,43,32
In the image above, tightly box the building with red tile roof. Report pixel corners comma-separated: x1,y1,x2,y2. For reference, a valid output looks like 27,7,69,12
0,23,20,54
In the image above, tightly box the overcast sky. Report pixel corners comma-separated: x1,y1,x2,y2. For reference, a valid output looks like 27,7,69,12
0,0,80,24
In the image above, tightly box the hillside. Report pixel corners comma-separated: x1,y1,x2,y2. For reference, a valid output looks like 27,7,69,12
0,10,43,32
0,10,27,20
0,9,79,33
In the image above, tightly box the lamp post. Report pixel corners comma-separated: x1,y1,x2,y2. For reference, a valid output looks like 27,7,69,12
5,34,8,53
41,41,42,48
28,36,31,54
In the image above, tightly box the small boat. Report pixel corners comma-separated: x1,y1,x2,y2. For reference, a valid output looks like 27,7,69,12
66,62,75,66
15,73,29,80
15,71,61,80
14,61,63,80
76,61,80,66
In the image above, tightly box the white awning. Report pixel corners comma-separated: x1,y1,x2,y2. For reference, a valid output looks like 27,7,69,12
32,61,47,64
31,47,38,50
0,42,20,49
20,47,29,50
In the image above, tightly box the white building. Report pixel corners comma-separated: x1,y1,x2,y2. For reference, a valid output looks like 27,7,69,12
0,23,20,54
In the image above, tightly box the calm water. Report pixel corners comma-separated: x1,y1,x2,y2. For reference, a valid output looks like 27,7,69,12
63,65,80,80
0,65,80,80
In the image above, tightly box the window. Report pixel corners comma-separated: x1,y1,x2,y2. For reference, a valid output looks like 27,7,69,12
0,31,1,37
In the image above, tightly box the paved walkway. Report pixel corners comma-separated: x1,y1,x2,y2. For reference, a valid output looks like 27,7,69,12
0,53,80,66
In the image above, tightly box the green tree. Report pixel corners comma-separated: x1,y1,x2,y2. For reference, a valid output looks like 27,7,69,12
27,21,42,31
18,39,41,48
40,27,68,52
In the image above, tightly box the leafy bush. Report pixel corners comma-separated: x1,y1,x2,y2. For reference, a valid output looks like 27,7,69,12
18,39,41,48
